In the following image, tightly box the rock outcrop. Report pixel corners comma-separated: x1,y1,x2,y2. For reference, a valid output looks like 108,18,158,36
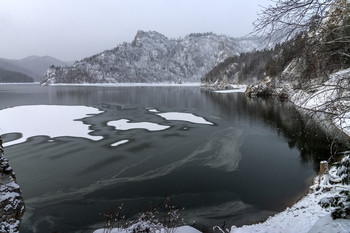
41,31,262,84
0,136,25,233
244,77,290,99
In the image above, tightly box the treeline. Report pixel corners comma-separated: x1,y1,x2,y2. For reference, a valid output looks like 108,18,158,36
265,16,350,82
202,14,350,86
0,67,34,83
201,48,280,84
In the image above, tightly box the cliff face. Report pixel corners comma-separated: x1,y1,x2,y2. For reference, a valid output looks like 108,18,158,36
41,31,262,84
0,137,25,232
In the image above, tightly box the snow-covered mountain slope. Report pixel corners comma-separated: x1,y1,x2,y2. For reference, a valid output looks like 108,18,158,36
41,31,263,84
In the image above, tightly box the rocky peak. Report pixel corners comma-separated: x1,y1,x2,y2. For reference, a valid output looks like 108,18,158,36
41,30,263,85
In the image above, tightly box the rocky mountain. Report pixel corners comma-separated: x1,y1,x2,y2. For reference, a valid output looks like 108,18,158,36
41,31,263,84
0,56,71,82
0,137,25,232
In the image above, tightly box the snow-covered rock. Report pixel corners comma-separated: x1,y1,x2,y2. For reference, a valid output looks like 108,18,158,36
41,31,263,84
0,136,25,233
244,77,290,99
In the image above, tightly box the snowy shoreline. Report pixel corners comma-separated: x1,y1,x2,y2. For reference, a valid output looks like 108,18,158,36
44,82,201,87
229,69,350,233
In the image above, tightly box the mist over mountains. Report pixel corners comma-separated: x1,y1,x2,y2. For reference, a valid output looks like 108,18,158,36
0,56,72,82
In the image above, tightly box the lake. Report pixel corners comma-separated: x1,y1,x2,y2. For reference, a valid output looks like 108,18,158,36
0,84,333,233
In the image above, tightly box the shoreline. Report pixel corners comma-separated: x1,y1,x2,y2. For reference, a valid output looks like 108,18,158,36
44,82,201,87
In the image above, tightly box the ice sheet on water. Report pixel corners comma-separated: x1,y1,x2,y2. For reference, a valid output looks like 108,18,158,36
0,105,103,147
107,119,170,131
157,112,213,125
110,140,129,147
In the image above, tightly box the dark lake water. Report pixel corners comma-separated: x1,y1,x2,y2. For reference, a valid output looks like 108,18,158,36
0,84,335,233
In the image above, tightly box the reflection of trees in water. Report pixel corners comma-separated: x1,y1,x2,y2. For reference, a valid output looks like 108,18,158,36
202,91,348,172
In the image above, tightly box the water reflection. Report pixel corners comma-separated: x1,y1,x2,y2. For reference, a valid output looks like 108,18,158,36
202,90,347,171
0,84,343,233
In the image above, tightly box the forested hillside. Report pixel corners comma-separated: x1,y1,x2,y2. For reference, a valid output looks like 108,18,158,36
202,0,350,90
0,67,34,83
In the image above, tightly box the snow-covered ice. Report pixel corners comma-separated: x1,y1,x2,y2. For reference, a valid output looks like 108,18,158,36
111,140,129,147
213,88,246,93
157,112,213,125
107,119,170,131
148,108,160,113
0,105,103,146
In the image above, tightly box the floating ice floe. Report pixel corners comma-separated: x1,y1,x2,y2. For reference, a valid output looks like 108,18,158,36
0,105,103,147
157,112,213,125
147,108,160,113
107,119,170,131
213,87,247,93
110,140,129,147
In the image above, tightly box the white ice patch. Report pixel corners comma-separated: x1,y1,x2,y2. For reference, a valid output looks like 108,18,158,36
0,105,103,147
157,112,213,125
111,140,129,147
213,88,246,93
148,108,159,113
108,119,170,131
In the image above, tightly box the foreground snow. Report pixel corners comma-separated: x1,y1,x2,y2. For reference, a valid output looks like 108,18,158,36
92,157,350,233
0,150,25,232
230,156,350,233
94,226,201,233
212,85,247,93
0,105,103,146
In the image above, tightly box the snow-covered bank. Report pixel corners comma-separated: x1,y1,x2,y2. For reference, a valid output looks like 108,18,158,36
230,155,350,233
94,226,201,233
0,138,25,232
290,68,350,137
233,68,350,233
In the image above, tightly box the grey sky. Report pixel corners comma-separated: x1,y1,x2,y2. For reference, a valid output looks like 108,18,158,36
0,0,271,61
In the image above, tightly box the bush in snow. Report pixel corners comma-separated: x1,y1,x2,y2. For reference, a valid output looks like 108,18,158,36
319,154,350,219
101,197,185,233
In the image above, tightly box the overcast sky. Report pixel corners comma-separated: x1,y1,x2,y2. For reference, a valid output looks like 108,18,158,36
0,0,271,61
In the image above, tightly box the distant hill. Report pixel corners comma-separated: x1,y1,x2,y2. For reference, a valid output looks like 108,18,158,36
0,56,71,82
42,31,264,84
0,67,34,83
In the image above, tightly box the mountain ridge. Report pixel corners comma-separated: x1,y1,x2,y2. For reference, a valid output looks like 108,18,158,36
41,30,264,84
0,56,71,82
